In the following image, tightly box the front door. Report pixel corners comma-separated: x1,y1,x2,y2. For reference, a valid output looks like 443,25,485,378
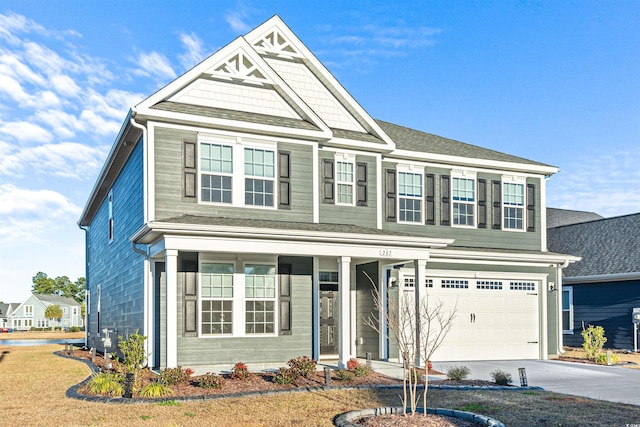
319,283,339,356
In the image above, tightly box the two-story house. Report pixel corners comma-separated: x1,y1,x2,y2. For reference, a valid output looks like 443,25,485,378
78,15,577,370
9,294,82,331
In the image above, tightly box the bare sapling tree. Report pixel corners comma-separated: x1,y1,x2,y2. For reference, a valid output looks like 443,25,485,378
363,272,456,416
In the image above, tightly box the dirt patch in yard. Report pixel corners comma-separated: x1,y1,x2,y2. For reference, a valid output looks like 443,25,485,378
559,346,640,368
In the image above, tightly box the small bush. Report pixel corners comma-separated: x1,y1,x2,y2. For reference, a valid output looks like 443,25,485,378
335,369,355,382
231,362,250,380
346,358,360,371
198,372,225,389
273,367,297,384
138,382,174,398
354,364,372,377
71,326,80,332
447,365,470,381
160,366,193,385
88,372,124,396
582,324,608,361
596,352,621,365
490,369,513,385
407,367,423,382
288,356,316,379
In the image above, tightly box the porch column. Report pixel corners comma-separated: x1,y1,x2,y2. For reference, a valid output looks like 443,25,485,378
165,249,178,368
414,259,427,367
338,256,352,368
144,259,153,368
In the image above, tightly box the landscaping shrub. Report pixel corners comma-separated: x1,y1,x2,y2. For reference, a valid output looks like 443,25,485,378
198,372,225,389
346,358,360,371
407,367,423,382
273,367,297,384
138,382,173,398
447,365,470,381
88,372,124,396
582,324,607,361
160,366,193,385
596,352,620,365
354,364,372,377
287,355,316,379
335,369,355,382
70,326,80,332
231,362,250,380
490,369,513,385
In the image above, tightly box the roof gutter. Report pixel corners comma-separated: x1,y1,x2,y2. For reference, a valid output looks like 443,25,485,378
564,272,640,284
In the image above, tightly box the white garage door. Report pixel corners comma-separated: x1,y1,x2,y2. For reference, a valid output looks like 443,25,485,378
398,275,540,361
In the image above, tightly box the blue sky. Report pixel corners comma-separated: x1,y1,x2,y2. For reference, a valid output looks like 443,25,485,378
0,1,638,303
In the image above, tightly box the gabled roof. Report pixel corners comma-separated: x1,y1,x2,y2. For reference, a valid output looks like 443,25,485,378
547,213,640,278
32,294,80,306
547,207,604,228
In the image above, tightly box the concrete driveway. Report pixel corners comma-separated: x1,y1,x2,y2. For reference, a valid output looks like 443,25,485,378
431,359,640,406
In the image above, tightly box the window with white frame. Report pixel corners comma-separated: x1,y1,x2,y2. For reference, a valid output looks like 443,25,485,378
398,171,422,223
201,143,233,203
336,160,355,205
503,181,525,230
452,176,475,227
562,287,573,333
63,307,68,315
24,305,33,316
201,263,234,335
245,264,276,334
244,148,275,207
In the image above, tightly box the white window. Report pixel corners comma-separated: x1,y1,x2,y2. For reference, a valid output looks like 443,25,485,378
63,307,68,315
201,143,233,204
72,307,78,316
108,190,114,242
244,264,277,334
562,287,573,333
201,263,234,335
335,155,355,205
24,305,33,316
244,148,275,207
398,171,423,223
452,175,476,227
503,180,525,230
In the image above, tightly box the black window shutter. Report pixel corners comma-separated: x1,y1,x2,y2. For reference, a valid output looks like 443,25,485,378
527,183,536,232
278,151,291,209
322,159,335,204
183,271,197,337
492,180,502,229
440,175,450,226
279,264,292,335
478,179,487,228
425,173,435,225
385,169,396,222
183,140,197,201
356,162,367,206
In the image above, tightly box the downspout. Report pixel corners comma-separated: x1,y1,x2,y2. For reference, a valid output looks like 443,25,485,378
79,224,89,348
557,259,570,355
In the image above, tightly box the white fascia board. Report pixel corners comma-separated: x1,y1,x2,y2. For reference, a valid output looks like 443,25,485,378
429,248,581,265
245,16,395,150
134,107,331,141
389,149,559,175
564,272,640,284
400,267,548,281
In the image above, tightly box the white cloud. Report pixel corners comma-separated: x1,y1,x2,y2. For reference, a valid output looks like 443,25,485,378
50,74,82,98
0,11,47,44
178,32,206,70
225,13,251,33
132,51,177,82
0,120,52,144
0,184,81,244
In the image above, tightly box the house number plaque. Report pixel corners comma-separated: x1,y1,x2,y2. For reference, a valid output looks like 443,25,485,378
379,249,393,256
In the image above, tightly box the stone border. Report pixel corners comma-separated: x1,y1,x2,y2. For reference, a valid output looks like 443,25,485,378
334,406,506,427
55,351,543,405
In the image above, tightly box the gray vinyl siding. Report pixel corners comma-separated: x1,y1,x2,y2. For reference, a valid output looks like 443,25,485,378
85,138,145,352
153,126,313,222
355,262,380,359
382,161,544,251
173,256,313,367
563,280,640,350
318,151,378,228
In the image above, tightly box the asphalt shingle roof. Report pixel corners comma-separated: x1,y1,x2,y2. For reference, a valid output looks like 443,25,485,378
547,207,604,228
34,294,80,306
547,213,640,277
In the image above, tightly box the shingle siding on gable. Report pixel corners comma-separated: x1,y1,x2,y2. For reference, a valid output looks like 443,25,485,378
86,139,145,348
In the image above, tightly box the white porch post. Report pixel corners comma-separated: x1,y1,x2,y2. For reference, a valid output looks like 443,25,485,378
165,249,178,368
338,256,352,368
414,259,427,367
379,264,388,361
312,256,320,361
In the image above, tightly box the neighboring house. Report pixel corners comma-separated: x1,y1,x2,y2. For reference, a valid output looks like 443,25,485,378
547,207,604,228
8,294,83,331
548,212,640,350
0,303,19,329
78,15,577,370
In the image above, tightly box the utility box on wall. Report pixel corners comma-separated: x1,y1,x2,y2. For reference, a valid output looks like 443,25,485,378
633,308,640,323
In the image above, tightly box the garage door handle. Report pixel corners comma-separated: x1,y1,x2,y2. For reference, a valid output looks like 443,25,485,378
528,341,538,344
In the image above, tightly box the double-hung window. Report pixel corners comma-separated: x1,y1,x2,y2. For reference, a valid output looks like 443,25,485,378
244,148,275,207
201,263,234,335
336,160,355,205
503,180,525,230
24,305,33,316
244,264,276,334
562,287,573,333
398,171,423,223
452,175,475,227
201,143,233,203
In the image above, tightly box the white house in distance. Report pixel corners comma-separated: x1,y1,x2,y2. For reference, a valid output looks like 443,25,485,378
8,294,83,331
78,15,577,370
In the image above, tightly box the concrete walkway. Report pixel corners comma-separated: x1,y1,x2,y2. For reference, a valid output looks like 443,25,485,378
430,359,640,406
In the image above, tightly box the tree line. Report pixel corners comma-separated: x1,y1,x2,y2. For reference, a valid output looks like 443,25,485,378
31,271,86,303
